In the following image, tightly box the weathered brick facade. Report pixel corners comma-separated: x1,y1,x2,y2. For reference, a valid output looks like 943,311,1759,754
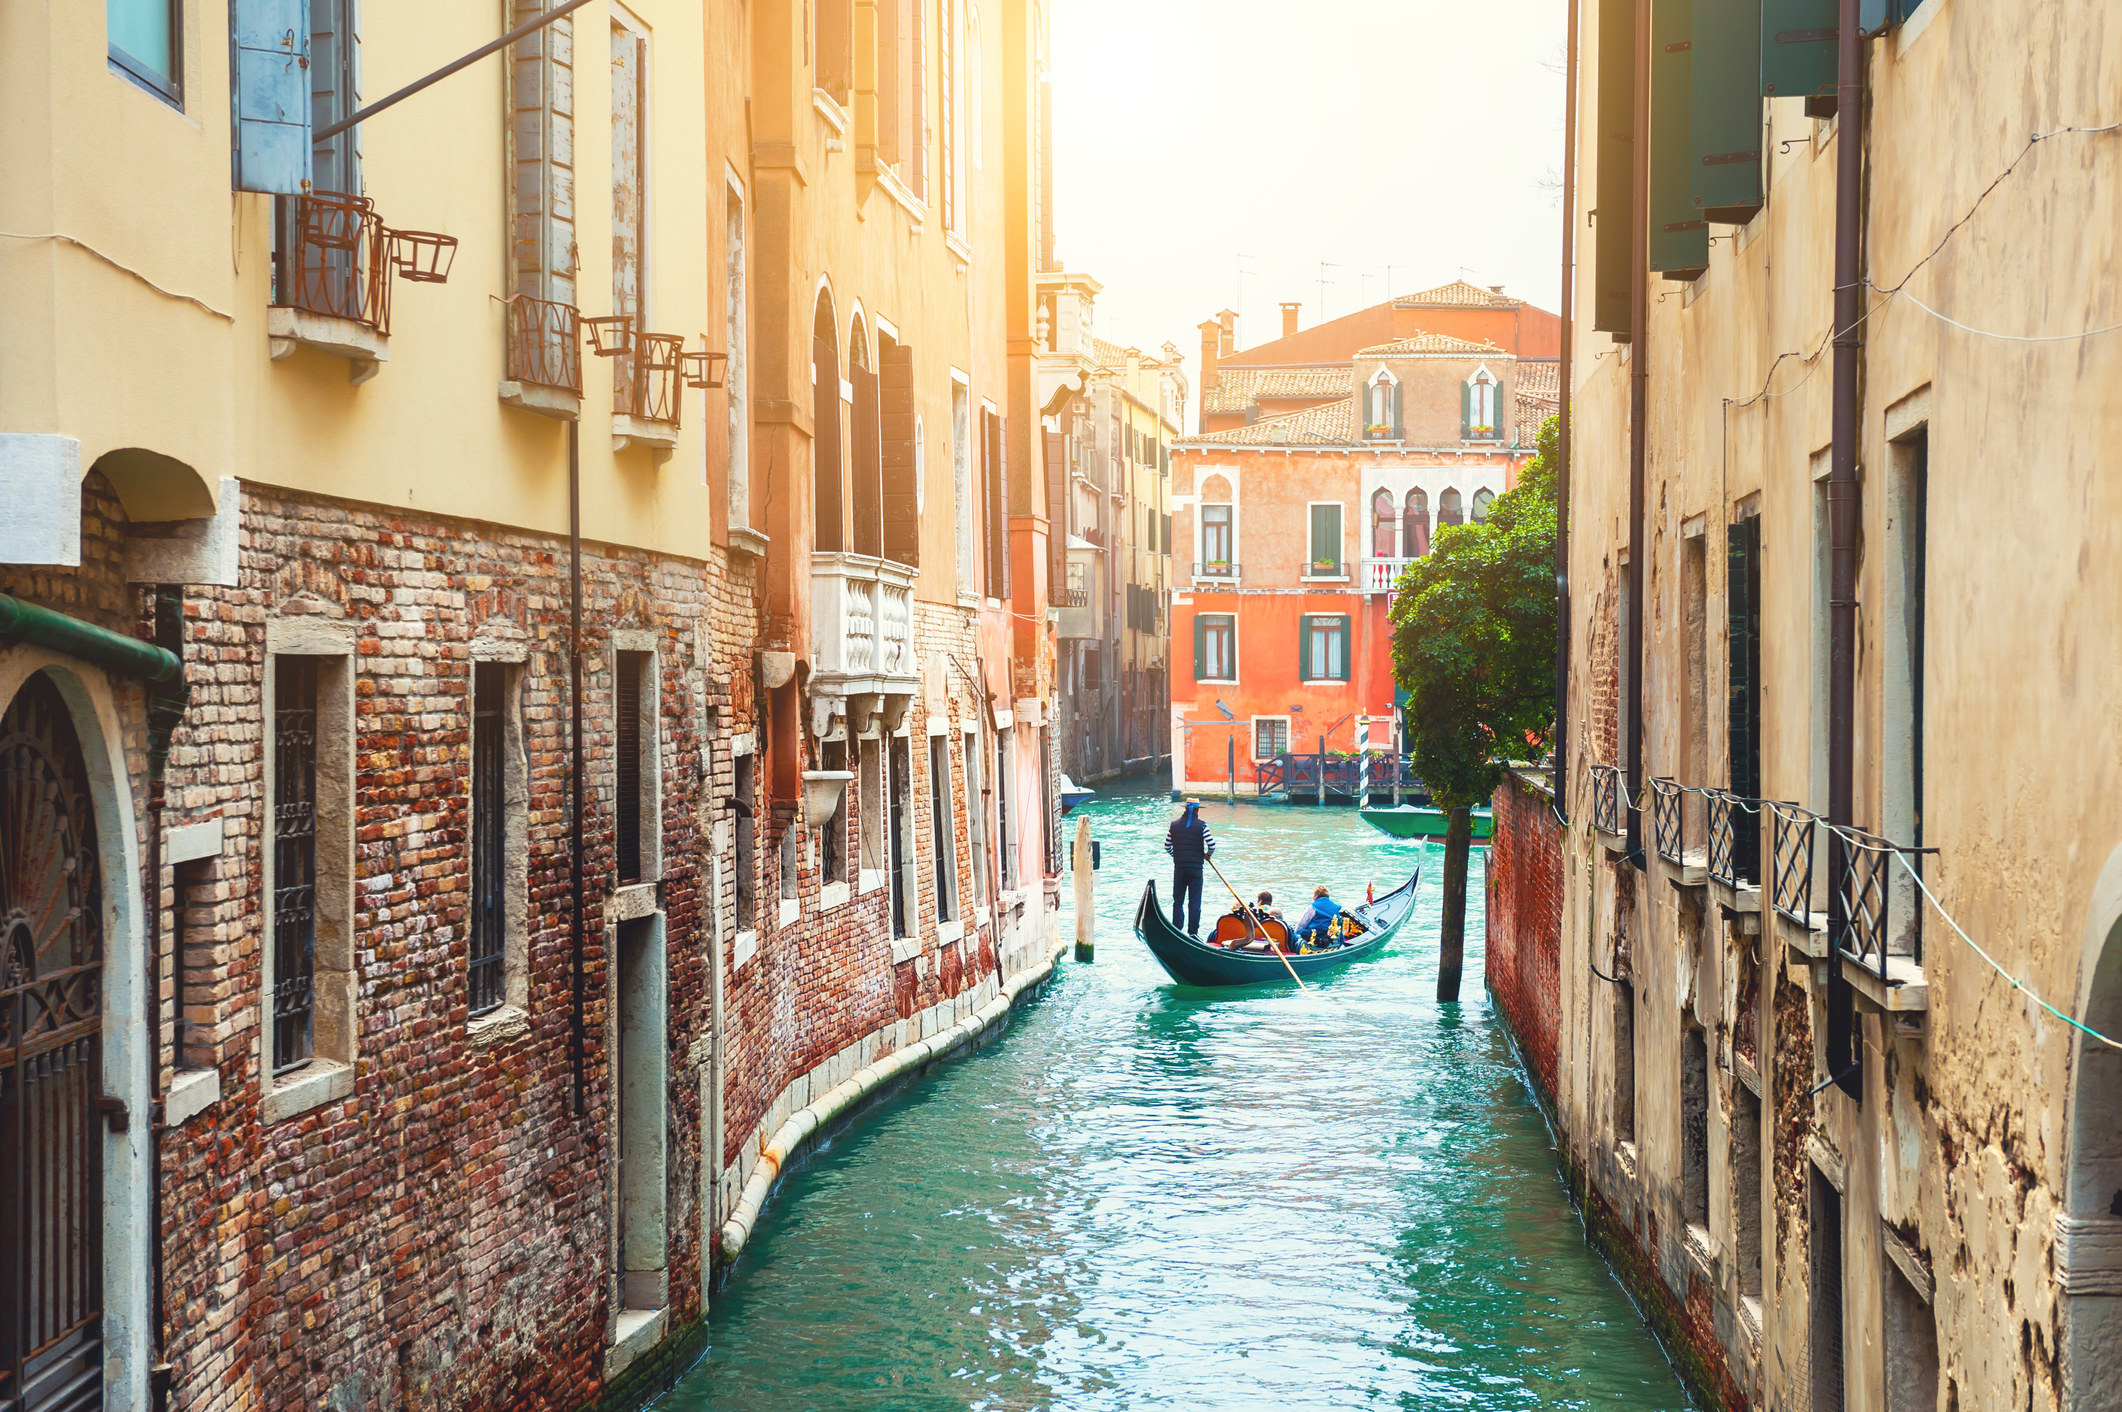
1485,769,1563,1103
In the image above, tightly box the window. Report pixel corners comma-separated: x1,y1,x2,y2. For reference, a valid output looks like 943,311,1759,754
506,0,579,383
1681,1029,1709,1235
995,730,1015,887
1437,488,1464,528
469,664,509,1016
273,656,320,1072
1253,718,1289,760
859,738,886,886
733,752,756,932
953,381,974,590
615,915,668,1314
1194,614,1235,682
1307,503,1343,575
940,0,960,231
1882,1233,1939,1412
614,650,656,884
1810,1166,1847,1412
1301,615,1349,682
929,735,958,923
1470,488,1495,524
983,408,1008,596
109,0,181,101
1612,982,1636,1146
816,0,852,102
1366,369,1399,438
1464,368,1500,439
1404,489,1430,558
881,336,920,567
1371,489,1397,558
726,186,750,526
964,727,989,905
1201,504,1233,569
610,9,649,411
821,740,850,885
1732,1082,1763,1314
815,296,844,552
1728,513,1763,882
888,735,916,937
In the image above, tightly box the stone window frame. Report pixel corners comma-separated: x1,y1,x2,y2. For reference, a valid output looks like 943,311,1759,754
467,637,533,1045
926,714,961,936
1251,715,1290,762
610,628,663,896
259,617,357,1125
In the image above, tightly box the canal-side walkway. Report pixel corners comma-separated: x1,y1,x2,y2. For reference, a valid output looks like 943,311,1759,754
660,783,1693,1410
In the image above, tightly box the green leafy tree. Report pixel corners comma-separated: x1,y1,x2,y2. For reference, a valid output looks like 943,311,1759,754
1388,415,1559,1000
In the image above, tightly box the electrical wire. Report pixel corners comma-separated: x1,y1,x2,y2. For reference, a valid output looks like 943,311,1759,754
1884,286,2122,344
0,230,235,321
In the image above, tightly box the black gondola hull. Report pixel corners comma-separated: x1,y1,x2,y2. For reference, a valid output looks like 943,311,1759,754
1132,872,1418,987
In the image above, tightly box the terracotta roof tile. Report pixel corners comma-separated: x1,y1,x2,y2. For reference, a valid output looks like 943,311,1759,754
1185,397,1358,447
1201,365,1352,413
1355,332,1510,358
1391,279,1523,309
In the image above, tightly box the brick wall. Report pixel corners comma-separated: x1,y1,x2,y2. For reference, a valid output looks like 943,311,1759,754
1485,768,1563,1104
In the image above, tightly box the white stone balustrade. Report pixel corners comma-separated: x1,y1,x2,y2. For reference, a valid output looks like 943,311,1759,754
809,552,921,737
1360,557,1414,596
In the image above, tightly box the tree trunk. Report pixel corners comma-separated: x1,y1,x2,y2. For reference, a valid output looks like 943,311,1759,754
1437,804,1471,1002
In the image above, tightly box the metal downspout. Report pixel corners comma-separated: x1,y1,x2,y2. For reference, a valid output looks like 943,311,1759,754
1824,0,1867,1099
569,418,589,1117
1555,0,1581,823
1623,0,1651,868
145,585,187,1412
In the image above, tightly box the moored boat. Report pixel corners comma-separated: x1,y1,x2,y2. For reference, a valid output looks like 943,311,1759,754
1133,870,1420,987
1357,805,1492,842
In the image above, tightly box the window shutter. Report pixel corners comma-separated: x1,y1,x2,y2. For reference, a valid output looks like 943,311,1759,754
852,361,884,556
880,342,920,566
1760,0,1837,99
1650,0,1710,277
1692,0,1764,221
1593,0,1637,333
1391,381,1404,439
234,0,313,194
1193,615,1208,681
1336,615,1352,680
1461,380,1471,438
1297,617,1309,679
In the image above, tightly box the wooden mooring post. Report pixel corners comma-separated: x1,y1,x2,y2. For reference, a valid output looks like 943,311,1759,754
1073,814,1094,961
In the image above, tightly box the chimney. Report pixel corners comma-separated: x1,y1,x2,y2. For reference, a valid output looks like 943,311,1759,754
1217,309,1237,359
1197,318,1223,422
1280,302,1302,338
1489,285,1506,295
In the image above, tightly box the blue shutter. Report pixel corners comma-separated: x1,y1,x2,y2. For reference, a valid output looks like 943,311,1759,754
233,0,313,194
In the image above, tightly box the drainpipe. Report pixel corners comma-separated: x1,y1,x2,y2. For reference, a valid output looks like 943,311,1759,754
1553,0,1579,823
569,418,589,1118
1622,0,1651,868
1823,0,1866,1099
145,585,185,1412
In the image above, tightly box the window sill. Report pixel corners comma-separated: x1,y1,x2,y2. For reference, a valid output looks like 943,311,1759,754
1298,678,1352,687
944,230,973,265
605,1307,668,1382
729,526,771,560
1299,573,1350,584
268,307,388,385
936,918,964,945
777,897,800,928
811,88,851,136
613,415,678,456
263,1058,355,1126
859,868,888,895
869,160,929,226
611,882,659,922
500,380,581,421
468,1004,531,1047
1196,677,1238,686
165,1066,221,1128
820,880,852,910
889,936,924,964
733,928,758,970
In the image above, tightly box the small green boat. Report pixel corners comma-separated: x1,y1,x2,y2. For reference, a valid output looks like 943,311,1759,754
1358,805,1493,842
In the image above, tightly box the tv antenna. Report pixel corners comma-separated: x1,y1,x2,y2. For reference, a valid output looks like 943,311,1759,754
1317,261,1340,322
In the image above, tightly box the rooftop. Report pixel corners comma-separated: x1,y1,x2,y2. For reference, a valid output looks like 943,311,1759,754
1201,365,1353,414
1184,397,1359,447
1392,279,1523,309
1354,332,1510,358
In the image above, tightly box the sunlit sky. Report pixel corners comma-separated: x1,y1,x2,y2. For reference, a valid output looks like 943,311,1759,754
1050,0,1568,418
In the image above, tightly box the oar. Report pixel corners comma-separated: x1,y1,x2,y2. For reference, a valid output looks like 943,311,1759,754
1204,855,1307,990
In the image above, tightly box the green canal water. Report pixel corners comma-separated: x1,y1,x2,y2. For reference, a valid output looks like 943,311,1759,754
659,781,1692,1411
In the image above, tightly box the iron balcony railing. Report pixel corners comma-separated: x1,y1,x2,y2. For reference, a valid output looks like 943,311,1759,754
1770,802,1821,929
1649,778,1684,864
1707,789,1741,888
504,294,583,394
616,330,684,425
277,191,394,333
1191,561,1240,580
1590,763,1623,836
1833,826,1935,977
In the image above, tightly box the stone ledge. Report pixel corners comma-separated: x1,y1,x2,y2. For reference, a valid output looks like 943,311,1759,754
499,380,582,421
468,1004,531,1047
164,817,226,865
612,415,679,455
262,1058,354,1126
603,1307,667,1383
268,307,387,384
165,1066,221,1127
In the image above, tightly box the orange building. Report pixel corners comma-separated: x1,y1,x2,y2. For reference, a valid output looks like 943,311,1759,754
1169,283,1558,798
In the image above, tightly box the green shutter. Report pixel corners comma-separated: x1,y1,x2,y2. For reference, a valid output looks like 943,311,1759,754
1299,617,1313,679
1593,0,1637,334
1691,0,1763,221
1461,379,1472,438
1650,0,1710,276
1336,615,1352,680
1761,0,1837,98
1391,381,1404,439
1193,613,1207,681
1309,505,1327,567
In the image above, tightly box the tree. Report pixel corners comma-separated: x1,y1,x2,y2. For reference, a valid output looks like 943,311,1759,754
1388,415,1558,1000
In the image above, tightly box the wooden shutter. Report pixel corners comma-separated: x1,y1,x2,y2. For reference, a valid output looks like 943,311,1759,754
234,0,313,194
1650,0,1710,276
879,0,903,160
852,360,884,557
814,337,844,552
1593,0,1636,334
1760,0,1837,98
880,342,920,566
1335,615,1352,680
1193,614,1208,681
1692,0,1764,221
909,0,927,197
983,411,1007,595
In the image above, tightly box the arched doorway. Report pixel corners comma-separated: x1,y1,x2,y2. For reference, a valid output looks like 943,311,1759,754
1,671,107,1411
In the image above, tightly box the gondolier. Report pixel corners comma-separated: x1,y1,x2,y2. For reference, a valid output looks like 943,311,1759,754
1164,801,1217,935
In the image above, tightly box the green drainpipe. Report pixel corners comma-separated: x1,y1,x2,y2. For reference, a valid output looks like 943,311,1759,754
0,592,183,684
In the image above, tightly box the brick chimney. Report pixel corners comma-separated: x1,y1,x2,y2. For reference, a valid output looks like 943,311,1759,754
1216,309,1236,359
1197,317,1223,423
1279,302,1302,338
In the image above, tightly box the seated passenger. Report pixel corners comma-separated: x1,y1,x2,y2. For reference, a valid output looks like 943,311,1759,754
1293,885,1343,946
1253,890,1282,920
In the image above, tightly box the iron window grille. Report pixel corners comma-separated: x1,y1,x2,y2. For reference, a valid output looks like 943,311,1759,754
1707,789,1750,889
273,656,319,1073
1833,827,1934,977
1591,763,1623,836
615,654,646,885
468,664,507,1016
1770,802,1820,929
1649,777,1684,864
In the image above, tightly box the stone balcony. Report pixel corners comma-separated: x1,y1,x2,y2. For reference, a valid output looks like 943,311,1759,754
809,552,919,739
1359,556,1413,596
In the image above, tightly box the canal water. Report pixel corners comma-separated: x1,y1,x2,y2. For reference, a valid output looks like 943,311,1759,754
660,780,1692,1411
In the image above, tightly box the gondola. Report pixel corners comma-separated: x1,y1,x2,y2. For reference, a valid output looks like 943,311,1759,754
1132,869,1420,987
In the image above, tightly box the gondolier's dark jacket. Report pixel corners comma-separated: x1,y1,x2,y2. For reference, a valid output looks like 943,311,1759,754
1164,809,1216,866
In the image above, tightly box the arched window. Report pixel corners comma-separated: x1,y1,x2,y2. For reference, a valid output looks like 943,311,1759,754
813,292,843,552
1464,367,1500,440
1404,489,1430,558
1366,368,1399,440
1371,488,1397,559
1471,488,1495,524
1438,487,1464,527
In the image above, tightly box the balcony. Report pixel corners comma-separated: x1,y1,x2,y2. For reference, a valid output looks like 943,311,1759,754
1769,802,1828,958
1831,826,1933,1011
808,552,919,739
613,332,683,453
1650,777,1707,884
269,191,455,384
1190,561,1240,584
1590,763,1625,840
1359,556,1413,596
1056,581,1099,642
1706,789,1763,917
500,294,583,420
